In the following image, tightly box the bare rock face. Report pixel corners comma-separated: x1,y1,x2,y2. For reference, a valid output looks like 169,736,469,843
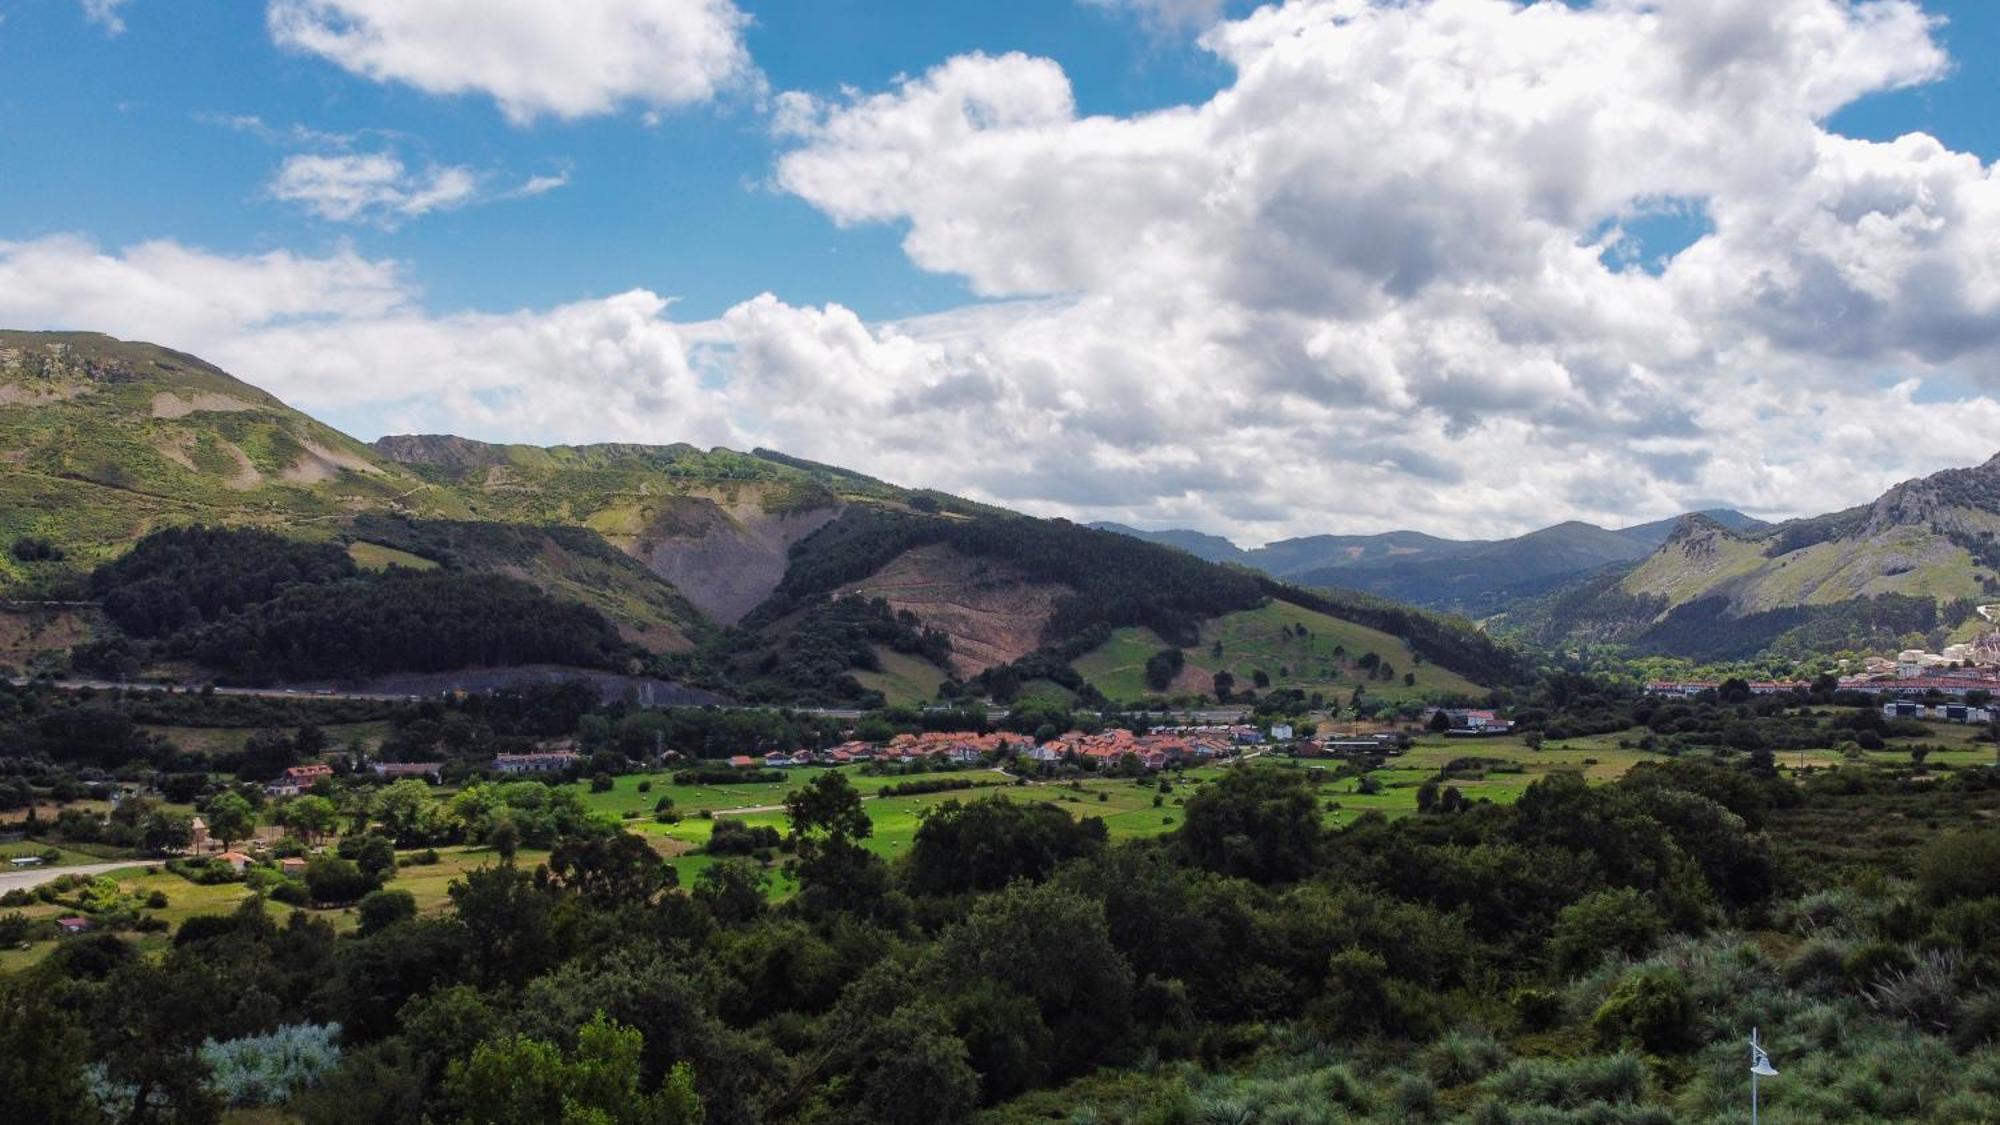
638,492,841,626
837,543,1073,676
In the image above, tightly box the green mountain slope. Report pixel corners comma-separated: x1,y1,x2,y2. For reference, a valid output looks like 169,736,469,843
0,331,465,583
1500,458,2000,661
0,330,1523,703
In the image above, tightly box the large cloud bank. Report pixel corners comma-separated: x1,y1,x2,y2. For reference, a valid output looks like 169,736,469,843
15,0,2000,541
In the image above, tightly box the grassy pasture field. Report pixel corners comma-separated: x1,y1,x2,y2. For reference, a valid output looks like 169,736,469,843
1073,600,1484,705
850,645,950,707
0,840,116,867
9,718,1985,969
0,845,550,972
346,540,440,572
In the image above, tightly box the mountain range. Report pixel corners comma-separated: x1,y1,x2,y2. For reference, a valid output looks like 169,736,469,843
1092,509,1769,616
1101,456,2000,664
0,331,1520,705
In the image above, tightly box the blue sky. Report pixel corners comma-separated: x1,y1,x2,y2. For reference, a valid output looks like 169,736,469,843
4,0,2000,542
0,0,1255,320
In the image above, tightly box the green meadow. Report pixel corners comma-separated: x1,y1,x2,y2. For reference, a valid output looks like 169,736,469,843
1073,600,1484,704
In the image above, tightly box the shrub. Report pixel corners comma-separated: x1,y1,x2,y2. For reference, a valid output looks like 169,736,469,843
1954,992,2000,1052
1550,889,1663,975
200,1022,343,1108
1592,968,1695,1054
356,889,417,935
707,819,782,857
636,780,653,793
1483,1052,1649,1111
1422,1029,1508,1087
1844,940,1915,988
304,855,378,905
1918,829,2000,904
1392,1073,1439,1120
589,773,614,793
1511,987,1563,1031
1781,939,1851,994
144,890,169,910
1866,949,1968,1034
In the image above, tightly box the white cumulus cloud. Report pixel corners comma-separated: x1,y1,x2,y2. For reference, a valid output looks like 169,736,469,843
268,152,480,225
266,0,758,124
14,1,2000,545
756,0,2000,540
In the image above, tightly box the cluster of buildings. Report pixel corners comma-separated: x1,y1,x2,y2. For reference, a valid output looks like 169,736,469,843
1026,727,1237,770
263,763,333,798
1838,671,2000,698
1643,681,1810,698
1882,700,1994,724
1869,643,2000,679
713,724,1263,773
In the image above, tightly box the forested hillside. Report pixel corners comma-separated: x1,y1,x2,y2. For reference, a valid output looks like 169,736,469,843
77,526,634,684
0,331,1520,704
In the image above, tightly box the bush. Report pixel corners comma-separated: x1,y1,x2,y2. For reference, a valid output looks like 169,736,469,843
877,777,982,798
1422,1029,1509,1087
144,890,169,910
1592,967,1695,1054
1392,1073,1439,1120
356,888,417,935
1551,889,1663,975
673,768,785,785
304,855,378,905
1511,987,1563,1032
1917,828,2000,904
200,1022,344,1108
1844,940,1915,987
706,819,782,857
1866,949,1967,1034
589,773,614,793
1781,939,1851,994
1482,1053,1650,1113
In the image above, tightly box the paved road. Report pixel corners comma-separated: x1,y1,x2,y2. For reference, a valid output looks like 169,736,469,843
12,678,882,718
0,860,153,894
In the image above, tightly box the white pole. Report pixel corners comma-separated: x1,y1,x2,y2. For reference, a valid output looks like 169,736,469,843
1750,1027,1761,1125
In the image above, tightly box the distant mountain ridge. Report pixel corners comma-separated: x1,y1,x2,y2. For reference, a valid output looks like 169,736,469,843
1091,508,1767,616
1498,458,2000,661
